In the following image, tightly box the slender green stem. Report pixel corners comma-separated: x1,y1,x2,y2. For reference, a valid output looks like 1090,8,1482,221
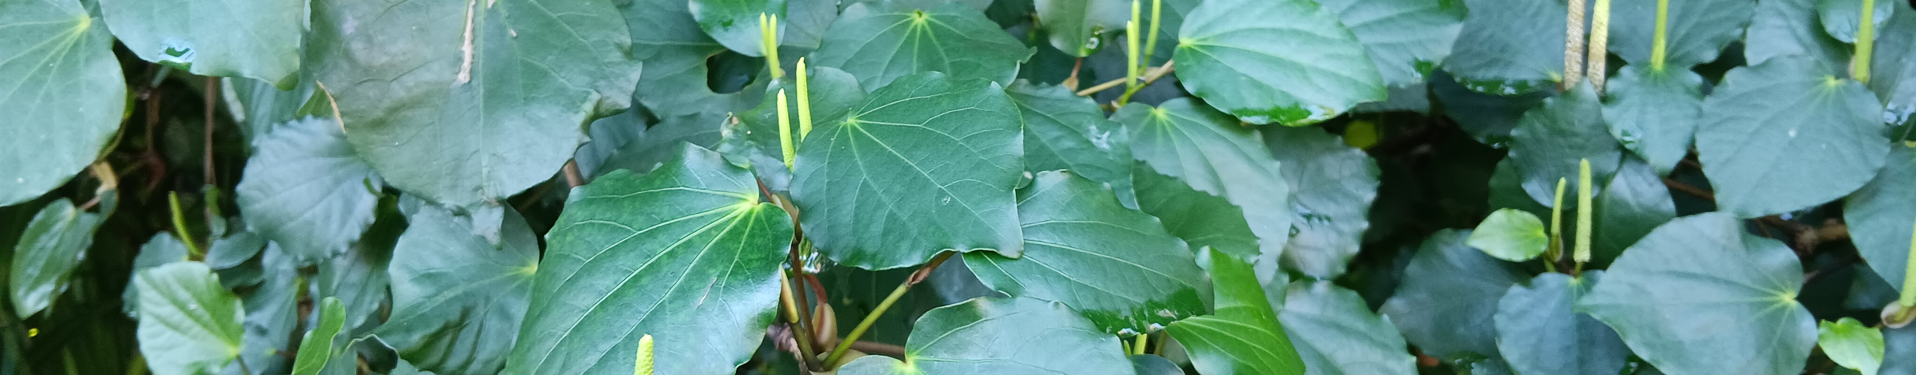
1140,0,1163,66
761,14,785,79
825,253,954,368
167,192,203,257
1574,159,1593,267
776,90,795,171
1125,26,1140,89
1648,0,1669,70
1900,218,1916,308
1855,0,1876,83
1587,0,1612,92
796,58,814,138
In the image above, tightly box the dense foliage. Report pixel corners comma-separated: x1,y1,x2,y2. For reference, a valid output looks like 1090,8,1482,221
4,0,1916,372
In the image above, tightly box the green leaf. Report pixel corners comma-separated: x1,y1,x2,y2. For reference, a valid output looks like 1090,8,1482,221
204,231,266,270
1578,212,1817,375
818,267,922,345
1885,324,1916,374
1035,0,1127,57
1466,209,1548,262
223,78,316,144
1131,354,1183,375
1493,272,1629,375
1845,147,1916,300
809,2,1032,90
97,0,302,86
1276,281,1418,375
291,298,347,375
1166,249,1307,375
1172,0,1384,125
506,144,793,375
1131,165,1262,260
790,72,1024,270
1117,99,1290,260
965,171,1208,334
690,0,787,56
1697,56,1889,217
1381,229,1527,360
599,112,729,176
1591,157,1677,266
1317,0,1466,87
1611,0,1753,68
1819,0,1895,43
624,0,769,118
1443,0,1566,95
0,0,126,207
1432,70,1555,144
1821,317,1886,375
315,209,398,331
378,205,538,375
8,199,102,317
1601,65,1707,175
122,234,192,316
307,0,642,208
1871,5,1916,130
781,0,840,50
226,245,299,375
1009,81,1136,208
1509,83,1623,206
236,117,383,264
728,65,867,192
1265,126,1378,279
134,262,246,375
1746,0,1850,74
835,297,1135,375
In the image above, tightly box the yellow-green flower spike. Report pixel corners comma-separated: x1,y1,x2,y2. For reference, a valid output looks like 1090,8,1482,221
1901,218,1916,308
1856,0,1877,84
1574,159,1593,264
760,13,785,79
635,334,655,375
797,58,814,138
1648,0,1669,70
777,89,795,170
1142,0,1163,66
1126,0,1141,89
1549,177,1567,262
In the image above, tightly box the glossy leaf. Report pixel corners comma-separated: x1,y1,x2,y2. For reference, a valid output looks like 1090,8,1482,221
690,0,787,56
1265,126,1378,278
1872,5,1916,129
1443,0,1566,95
1844,147,1916,300
1578,212,1817,375
1592,157,1677,266
1466,208,1548,262
1601,65,1707,175
1035,0,1127,57
790,72,1024,270
1276,281,1418,375
809,2,1032,90
1166,249,1307,375
9,199,103,317
307,0,642,208
225,244,299,375
965,171,1208,334
0,0,127,207
834,297,1135,375
1381,229,1527,360
1818,0,1895,43
1611,0,1753,68
1493,272,1629,375
1509,83,1622,206
1884,324,1916,374
506,145,793,375
378,205,538,375
1009,81,1135,207
236,117,383,264
1697,56,1888,217
134,262,246,375
1746,0,1850,74
1117,99,1290,260
1131,165,1261,259
290,298,346,375
98,0,302,86
599,112,729,177
314,213,397,331
1820,317,1885,375
728,65,867,192
624,0,769,118
1172,0,1384,125
1317,0,1466,87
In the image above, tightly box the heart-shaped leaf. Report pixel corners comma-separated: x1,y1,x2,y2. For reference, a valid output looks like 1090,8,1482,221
1611,0,1753,68
134,262,246,375
1009,81,1136,207
378,205,538,375
1443,0,1566,95
9,199,103,318
791,72,1024,270
1275,281,1418,375
98,0,304,86
834,296,1135,374
1578,212,1817,375
1265,126,1378,279
809,2,1032,90
965,171,1208,334
1601,65,1706,175
1591,157,1677,266
1509,83,1622,206
1166,249,1308,375
1697,56,1889,217
1819,317,1885,375
290,297,346,375
1172,0,1384,125
0,0,126,207
1844,147,1916,300
1382,229,1527,361
1317,0,1466,87
1131,165,1261,259
1466,208,1548,262
1493,272,1629,375
237,117,383,265
1117,99,1290,260
506,144,793,375
1746,0,1850,74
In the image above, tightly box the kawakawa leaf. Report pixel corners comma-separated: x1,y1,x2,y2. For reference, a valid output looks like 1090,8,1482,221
1466,208,1548,262
237,117,383,265
1578,213,1817,375
0,0,127,207
1009,81,1135,207
1317,0,1466,87
624,0,769,118
834,297,1135,375
134,262,246,375
690,0,787,56
1167,249,1308,375
1508,82,1622,207
1819,317,1885,375
378,205,538,375
307,0,642,208
1493,272,1629,375
1601,65,1707,175
1611,0,1753,68
1817,0,1895,43
790,72,1024,270
1264,126,1378,279
1381,229,1527,361
9,199,103,318
1746,0,1850,74
290,297,346,375
1696,56,1888,217
1276,281,1418,375
1173,0,1384,125
98,0,304,86
1443,0,1567,95
506,144,793,375
1117,99,1291,261
1845,147,1916,300
1035,0,1128,57
809,2,1033,90
965,171,1209,334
